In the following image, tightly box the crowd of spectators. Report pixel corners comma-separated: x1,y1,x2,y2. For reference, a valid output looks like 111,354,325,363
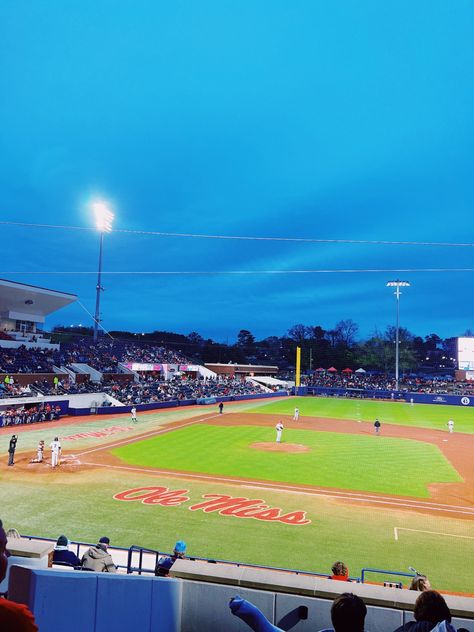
0,346,56,373
56,338,189,373
303,372,474,396
102,375,267,405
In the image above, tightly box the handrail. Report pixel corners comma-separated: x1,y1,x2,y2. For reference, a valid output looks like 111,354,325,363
361,568,415,585
20,536,415,586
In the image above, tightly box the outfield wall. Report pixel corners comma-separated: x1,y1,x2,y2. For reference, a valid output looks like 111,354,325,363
298,386,474,407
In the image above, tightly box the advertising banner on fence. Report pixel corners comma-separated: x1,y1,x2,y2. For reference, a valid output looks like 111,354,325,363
124,363,163,372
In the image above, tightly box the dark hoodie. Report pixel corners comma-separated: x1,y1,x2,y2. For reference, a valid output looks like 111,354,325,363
81,543,116,573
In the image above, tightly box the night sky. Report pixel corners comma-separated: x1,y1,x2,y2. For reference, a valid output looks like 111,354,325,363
1,1,473,341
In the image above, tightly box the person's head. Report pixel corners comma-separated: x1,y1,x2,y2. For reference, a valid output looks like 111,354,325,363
410,575,431,591
331,593,367,632
331,561,349,578
173,540,186,558
414,590,451,624
99,536,110,549
6,528,20,539
54,436,59,442
56,535,69,549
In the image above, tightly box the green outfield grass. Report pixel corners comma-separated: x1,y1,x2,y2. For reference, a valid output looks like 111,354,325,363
1,469,473,594
1,402,473,595
112,424,462,497
246,396,474,433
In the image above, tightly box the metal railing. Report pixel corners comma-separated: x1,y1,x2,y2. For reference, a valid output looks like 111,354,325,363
20,535,415,587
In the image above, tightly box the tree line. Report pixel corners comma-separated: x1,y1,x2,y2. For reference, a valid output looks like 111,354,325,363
52,320,470,373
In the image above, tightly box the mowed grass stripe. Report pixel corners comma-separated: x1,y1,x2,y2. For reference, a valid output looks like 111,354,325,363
112,425,461,498
246,397,474,433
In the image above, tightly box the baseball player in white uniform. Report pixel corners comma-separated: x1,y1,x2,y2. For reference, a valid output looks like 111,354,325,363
131,407,137,423
275,421,284,443
447,419,454,433
50,437,61,468
293,407,299,421
37,440,44,462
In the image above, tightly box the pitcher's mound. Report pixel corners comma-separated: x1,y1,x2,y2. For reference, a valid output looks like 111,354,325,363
250,442,310,453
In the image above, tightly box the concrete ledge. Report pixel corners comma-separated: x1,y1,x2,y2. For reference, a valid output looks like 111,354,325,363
170,560,474,619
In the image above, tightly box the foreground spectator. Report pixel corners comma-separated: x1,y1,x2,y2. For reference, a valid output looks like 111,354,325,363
393,591,454,632
81,536,116,573
0,520,7,552
229,592,367,632
331,561,350,581
53,535,81,567
0,524,39,632
155,540,186,577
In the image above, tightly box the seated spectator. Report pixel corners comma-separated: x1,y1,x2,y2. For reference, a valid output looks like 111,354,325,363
410,575,432,592
0,519,8,559
81,536,116,573
393,591,454,632
331,561,350,581
6,528,21,539
229,592,367,632
52,535,81,567
155,540,187,577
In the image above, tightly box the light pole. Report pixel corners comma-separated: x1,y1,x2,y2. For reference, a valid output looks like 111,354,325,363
386,280,410,390
92,200,114,342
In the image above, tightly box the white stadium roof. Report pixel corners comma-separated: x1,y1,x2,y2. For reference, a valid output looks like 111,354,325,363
0,278,77,323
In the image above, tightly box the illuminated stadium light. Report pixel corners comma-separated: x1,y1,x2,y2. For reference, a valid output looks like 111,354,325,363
91,198,115,342
386,280,411,391
92,199,114,233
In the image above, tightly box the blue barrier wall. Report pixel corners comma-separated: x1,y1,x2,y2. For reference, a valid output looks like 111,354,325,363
300,386,474,407
8,566,182,632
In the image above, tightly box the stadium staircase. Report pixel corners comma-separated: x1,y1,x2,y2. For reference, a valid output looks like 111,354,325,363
69,363,103,383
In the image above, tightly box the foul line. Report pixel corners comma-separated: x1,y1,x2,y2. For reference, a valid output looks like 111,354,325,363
75,413,222,457
394,527,474,541
78,460,474,517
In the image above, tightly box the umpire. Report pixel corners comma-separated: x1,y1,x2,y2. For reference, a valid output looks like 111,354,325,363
8,435,17,466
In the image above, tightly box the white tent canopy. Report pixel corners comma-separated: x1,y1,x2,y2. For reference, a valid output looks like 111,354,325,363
355,368,366,373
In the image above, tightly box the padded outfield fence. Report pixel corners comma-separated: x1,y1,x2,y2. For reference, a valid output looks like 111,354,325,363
296,386,474,407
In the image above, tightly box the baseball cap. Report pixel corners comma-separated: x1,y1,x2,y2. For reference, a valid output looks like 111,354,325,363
56,535,68,547
99,536,110,545
174,540,186,553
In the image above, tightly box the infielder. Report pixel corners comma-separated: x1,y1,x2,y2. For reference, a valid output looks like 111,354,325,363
275,421,284,443
293,407,299,421
131,406,137,423
447,419,454,434
374,418,381,434
50,437,61,468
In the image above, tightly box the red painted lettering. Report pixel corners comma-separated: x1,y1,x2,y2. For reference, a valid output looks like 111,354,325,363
278,511,311,525
114,488,311,525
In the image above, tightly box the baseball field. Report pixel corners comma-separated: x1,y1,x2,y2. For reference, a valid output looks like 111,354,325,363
1,396,473,594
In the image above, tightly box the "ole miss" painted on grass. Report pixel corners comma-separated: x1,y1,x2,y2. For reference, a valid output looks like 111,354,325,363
113,486,311,525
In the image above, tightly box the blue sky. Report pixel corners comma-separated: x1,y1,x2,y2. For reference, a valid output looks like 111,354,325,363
0,1,473,341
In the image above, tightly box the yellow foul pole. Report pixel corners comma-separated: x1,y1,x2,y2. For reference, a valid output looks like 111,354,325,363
295,346,301,390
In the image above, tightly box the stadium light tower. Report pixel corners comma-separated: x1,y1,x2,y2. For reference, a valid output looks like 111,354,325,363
92,200,114,342
386,280,410,390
